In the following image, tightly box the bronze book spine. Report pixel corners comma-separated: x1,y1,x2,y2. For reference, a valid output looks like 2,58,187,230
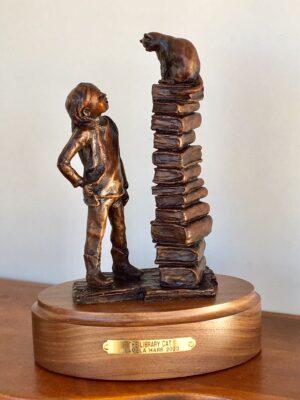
154,130,196,150
152,178,204,196
155,240,206,265
153,163,201,185
155,201,210,223
160,257,206,288
152,79,204,102
155,187,208,208
152,145,202,168
151,216,213,245
151,113,202,133
152,102,200,115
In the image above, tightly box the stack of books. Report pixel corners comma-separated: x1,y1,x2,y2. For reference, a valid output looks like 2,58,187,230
150,78,213,289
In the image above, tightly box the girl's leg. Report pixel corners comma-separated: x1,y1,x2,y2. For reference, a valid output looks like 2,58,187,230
109,201,143,281
84,199,114,288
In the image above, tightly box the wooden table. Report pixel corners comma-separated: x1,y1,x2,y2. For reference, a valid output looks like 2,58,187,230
0,279,299,400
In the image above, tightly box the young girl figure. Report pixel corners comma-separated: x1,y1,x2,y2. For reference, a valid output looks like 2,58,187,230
58,83,143,288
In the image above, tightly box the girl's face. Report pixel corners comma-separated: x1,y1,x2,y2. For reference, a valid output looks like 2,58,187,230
87,88,109,118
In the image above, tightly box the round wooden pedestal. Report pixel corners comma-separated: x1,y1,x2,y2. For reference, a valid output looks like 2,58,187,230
32,274,261,381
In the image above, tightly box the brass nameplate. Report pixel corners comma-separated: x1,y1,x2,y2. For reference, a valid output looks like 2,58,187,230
103,337,196,355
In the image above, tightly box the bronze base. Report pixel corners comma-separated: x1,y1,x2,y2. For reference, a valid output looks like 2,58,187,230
72,267,217,304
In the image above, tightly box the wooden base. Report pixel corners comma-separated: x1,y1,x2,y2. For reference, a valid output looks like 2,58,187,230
32,274,261,381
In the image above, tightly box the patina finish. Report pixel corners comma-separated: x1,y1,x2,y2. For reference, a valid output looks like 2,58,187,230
57,83,143,288
141,32,216,289
140,32,201,84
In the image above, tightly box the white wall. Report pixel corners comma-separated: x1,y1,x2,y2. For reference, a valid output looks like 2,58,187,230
1,0,300,314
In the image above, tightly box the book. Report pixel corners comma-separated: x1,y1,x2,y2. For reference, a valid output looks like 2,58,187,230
151,113,201,133
153,163,201,185
152,178,204,196
159,257,206,288
154,130,196,150
152,145,202,169
151,216,213,245
152,101,200,115
155,240,206,265
152,80,204,102
155,201,210,223
155,187,208,208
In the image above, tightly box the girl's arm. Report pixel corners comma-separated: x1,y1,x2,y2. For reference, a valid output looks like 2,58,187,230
57,130,90,187
120,158,129,190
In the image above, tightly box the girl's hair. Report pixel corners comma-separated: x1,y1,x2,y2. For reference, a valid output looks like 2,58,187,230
65,82,98,128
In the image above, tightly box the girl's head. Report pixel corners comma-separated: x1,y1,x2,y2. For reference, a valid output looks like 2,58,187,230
65,83,109,127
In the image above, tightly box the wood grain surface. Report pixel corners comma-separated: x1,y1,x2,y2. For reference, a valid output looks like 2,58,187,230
31,275,261,380
0,278,299,399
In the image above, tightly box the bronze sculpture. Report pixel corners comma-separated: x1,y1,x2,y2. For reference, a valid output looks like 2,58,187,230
58,34,216,303
141,32,216,289
57,83,143,288
140,32,201,84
